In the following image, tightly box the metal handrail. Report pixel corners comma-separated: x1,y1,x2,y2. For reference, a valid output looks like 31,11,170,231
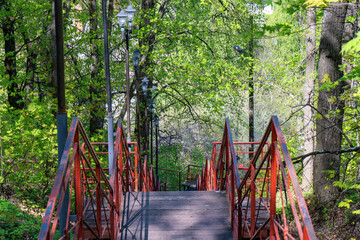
39,117,158,240
198,117,317,240
38,117,118,239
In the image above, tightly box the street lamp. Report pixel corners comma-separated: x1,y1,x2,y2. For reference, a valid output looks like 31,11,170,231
141,76,149,96
132,49,141,71
116,4,136,37
116,5,137,143
117,9,127,35
125,4,136,29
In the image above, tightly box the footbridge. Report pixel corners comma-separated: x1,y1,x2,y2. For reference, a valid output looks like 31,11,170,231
38,116,316,239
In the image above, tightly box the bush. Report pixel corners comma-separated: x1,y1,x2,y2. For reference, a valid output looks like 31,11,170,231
0,198,41,239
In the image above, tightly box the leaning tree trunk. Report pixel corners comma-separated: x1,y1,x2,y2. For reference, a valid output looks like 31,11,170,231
315,2,348,204
302,7,316,192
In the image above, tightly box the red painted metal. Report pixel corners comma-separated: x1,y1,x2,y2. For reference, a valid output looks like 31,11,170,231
38,118,158,240
198,117,317,240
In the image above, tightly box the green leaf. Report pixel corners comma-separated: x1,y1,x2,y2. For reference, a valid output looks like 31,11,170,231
338,199,353,209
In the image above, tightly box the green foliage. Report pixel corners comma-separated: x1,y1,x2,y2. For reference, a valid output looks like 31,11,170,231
353,209,360,214
0,96,57,204
342,33,360,54
338,199,353,209
303,0,352,8
158,144,184,190
0,198,41,239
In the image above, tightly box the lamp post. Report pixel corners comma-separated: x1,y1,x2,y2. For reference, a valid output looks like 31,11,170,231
141,76,150,160
101,0,114,181
154,114,159,175
54,0,68,235
149,85,157,166
149,99,154,165
117,4,136,143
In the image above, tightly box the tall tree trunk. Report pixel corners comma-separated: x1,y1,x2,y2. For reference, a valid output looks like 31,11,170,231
302,7,316,192
315,2,348,204
107,0,114,36
137,0,155,157
1,1,24,109
45,0,57,102
89,0,105,136
248,14,254,158
23,32,38,100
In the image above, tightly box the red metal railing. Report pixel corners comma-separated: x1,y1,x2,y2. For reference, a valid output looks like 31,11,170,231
198,142,269,191
38,117,158,240
198,117,317,240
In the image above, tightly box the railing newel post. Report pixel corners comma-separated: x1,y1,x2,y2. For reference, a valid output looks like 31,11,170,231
74,126,83,239
135,144,138,191
269,124,278,239
96,162,102,237
250,162,256,236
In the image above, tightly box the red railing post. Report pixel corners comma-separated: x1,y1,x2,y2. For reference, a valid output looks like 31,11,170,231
230,162,235,231
115,165,120,237
206,159,210,190
269,124,278,239
96,163,102,237
238,190,243,240
212,143,216,190
134,144,139,191
74,130,83,239
250,162,256,236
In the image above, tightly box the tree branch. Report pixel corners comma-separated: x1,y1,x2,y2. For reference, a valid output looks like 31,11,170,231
292,146,360,163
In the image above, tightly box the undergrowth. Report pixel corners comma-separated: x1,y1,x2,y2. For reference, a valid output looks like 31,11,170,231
0,198,41,239
307,192,360,240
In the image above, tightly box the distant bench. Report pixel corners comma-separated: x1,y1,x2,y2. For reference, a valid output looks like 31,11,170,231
181,172,198,190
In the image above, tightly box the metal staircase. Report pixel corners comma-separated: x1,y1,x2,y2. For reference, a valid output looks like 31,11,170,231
38,116,317,240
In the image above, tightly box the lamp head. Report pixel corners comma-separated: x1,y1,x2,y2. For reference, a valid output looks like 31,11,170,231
233,45,246,55
154,115,159,126
125,4,136,30
132,49,141,70
116,9,127,30
141,76,149,96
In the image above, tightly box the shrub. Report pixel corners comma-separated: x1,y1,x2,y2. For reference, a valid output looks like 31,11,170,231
0,198,41,239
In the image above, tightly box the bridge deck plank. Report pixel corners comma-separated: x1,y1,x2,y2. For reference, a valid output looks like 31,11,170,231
120,191,233,240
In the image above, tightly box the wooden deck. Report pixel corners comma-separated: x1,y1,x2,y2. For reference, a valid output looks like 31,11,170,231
119,191,233,240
